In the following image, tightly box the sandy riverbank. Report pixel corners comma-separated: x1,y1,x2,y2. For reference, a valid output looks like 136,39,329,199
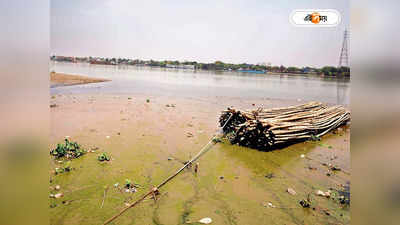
50,94,350,225
50,72,110,87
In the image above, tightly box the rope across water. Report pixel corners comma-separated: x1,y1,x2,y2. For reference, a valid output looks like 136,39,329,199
103,113,234,225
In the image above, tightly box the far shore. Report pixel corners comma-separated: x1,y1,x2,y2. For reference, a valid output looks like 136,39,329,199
50,72,110,87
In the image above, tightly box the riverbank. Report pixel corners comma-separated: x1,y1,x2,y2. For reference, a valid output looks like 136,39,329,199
50,93,350,225
50,72,110,87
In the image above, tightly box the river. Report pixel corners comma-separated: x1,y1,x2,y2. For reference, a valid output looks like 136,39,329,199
50,62,350,105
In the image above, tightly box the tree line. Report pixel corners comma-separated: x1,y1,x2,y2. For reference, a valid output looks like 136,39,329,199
51,56,350,77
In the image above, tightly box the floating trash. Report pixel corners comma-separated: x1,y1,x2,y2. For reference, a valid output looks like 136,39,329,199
287,188,296,195
199,217,212,224
54,193,64,199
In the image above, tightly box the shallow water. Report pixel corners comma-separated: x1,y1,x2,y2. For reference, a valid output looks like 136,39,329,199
50,62,350,105
49,95,350,225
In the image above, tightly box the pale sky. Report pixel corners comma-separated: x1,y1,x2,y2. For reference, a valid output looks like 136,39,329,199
51,0,349,67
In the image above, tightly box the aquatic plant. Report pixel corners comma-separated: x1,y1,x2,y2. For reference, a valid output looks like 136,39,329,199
54,161,72,175
98,152,111,161
50,139,86,159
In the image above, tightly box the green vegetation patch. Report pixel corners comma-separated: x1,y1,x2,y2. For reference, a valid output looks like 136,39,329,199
50,138,86,159
97,152,111,161
54,161,72,175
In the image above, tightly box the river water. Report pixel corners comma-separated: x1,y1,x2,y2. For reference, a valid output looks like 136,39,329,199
50,62,350,105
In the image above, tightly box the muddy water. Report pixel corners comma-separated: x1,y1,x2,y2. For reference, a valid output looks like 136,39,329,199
50,94,350,225
50,62,350,105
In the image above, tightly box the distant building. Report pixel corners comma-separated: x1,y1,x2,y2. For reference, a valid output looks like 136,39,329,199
166,64,195,70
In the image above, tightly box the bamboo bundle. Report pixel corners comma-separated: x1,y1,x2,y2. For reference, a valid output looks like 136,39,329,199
219,102,350,150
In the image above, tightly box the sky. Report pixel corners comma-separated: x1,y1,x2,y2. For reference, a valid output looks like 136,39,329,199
51,0,349,67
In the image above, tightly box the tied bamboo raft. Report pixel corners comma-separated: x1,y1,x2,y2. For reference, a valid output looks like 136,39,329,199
219,102,350,151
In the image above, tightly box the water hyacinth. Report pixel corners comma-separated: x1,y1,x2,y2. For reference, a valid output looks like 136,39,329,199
50,138,86,159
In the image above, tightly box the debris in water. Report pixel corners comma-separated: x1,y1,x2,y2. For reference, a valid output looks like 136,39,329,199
287,188,296,195
55,185,61,190
146,99,150,103
310,134,321,141
330,165,341,171
125,179,133,189
263,202,276,208
325,191,331,198
299,199,311,208
54,193,64,199
50,104,58,108
323,209,331,216
186,132,194,138
300,154,305,158
212,137,222,143
308,165,317,170
219,176,224,180
194,163,199,174
330,155,338,160
114,183,119,188
265,173,275,179
54,161,72,175
167,157,173,161
198,217,212,224
319,143,332,149
316,190,331,198
316,190,325,196
106,136,110,139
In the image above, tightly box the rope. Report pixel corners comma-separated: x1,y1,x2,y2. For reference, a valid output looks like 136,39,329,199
103,113,234,225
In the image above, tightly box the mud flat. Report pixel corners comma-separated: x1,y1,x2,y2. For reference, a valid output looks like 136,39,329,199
50,94,350,225
50,72,110,87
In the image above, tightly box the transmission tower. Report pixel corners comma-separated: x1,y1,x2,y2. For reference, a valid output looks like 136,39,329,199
338,29,349,67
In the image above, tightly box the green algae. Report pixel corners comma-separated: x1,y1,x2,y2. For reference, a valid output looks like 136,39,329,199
50,104,350,225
